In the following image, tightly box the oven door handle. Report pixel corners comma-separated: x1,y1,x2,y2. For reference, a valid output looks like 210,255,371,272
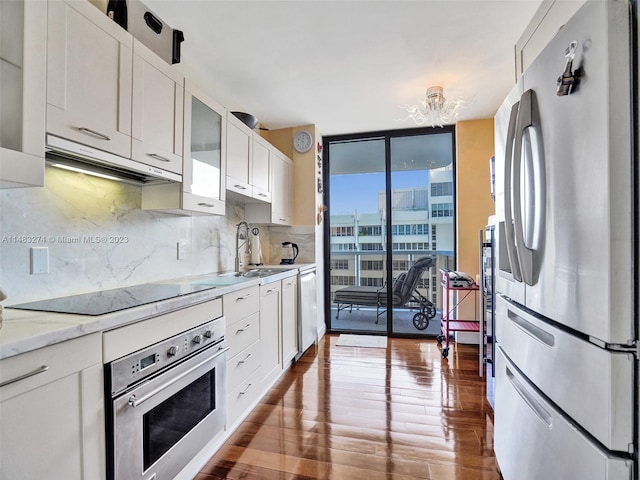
128,345,229,408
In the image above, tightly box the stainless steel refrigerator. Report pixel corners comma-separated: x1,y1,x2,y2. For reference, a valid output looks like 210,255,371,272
493,1,638,478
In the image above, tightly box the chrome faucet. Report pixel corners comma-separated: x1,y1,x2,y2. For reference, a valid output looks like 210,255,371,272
235,221,252,275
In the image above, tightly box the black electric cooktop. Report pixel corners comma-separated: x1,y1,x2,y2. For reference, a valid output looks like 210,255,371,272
8,283,216,316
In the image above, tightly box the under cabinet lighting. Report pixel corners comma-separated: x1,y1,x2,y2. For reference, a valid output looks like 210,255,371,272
48,163,123,182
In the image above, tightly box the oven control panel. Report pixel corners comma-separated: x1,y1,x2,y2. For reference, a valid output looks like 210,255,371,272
108,316,227,395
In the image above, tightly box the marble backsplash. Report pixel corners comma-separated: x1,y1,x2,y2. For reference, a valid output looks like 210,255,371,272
0,168,314,304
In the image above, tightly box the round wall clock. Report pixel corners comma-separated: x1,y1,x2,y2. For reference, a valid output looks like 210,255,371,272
293,130,313,153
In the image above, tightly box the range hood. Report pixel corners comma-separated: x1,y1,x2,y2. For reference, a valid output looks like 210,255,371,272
45,134,181,185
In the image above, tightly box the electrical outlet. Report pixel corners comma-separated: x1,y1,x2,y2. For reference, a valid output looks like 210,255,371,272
31,247,49,274
177,241,187,260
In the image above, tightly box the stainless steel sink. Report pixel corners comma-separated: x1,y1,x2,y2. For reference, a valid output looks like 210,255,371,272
242,269,282,278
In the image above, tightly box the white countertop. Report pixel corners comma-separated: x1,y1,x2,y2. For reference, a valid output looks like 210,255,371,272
0,266,306,360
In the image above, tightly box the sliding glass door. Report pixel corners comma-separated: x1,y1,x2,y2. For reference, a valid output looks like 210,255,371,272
327,137,388,332
325,127,455,337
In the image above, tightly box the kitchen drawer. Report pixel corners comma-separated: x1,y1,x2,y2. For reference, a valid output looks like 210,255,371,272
227,366,262,427
496,295,634,451
227,339,261,392
227,311,260,356
0,333,101,400
495,347,632,480
223,285,260,325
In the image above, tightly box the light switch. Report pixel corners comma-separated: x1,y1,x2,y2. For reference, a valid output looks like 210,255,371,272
177,241,187,260
31,247,49,274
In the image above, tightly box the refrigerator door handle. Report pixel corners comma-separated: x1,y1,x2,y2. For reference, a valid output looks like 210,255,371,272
503,100,523,282
512,89,546,286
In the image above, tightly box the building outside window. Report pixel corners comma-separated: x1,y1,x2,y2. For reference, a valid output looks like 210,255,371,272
361,260,384,270
431,202,454,217
431,181,453,196
332,259,349,270
361,277,384,287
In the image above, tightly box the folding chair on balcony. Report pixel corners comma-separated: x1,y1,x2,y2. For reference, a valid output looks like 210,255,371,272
333,255,437,330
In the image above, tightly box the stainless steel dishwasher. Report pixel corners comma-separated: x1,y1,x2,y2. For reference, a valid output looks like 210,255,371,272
297,265,317,360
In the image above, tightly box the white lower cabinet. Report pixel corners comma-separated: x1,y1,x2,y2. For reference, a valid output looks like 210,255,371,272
281,275,298,367
223,276,299,428
227,366,263,425
260,282,282,386
224,285,261,427
0,333,104,480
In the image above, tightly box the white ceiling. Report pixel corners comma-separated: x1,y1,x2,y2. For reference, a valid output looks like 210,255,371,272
144,0,542,136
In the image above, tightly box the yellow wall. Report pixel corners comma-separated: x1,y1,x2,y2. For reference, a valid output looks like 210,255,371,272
455,118,495,279
261,125,320,226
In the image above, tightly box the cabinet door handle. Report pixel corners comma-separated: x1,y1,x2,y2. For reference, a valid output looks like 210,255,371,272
148,153,171,162
236,323,251,333
197,202,215,208
78,127,111,141
234,184,247,190
0,365,49,388
238,383,253,396
237,353,252,365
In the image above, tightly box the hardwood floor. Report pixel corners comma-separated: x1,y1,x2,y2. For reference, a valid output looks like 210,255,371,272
196,334,500,480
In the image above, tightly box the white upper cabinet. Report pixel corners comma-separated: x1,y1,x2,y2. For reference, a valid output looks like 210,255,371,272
270,149,293,225
251,134,272,202
245,147,292,225
225,113,273,202
46,0,133,159
226,112,252,195
0,0,46,187
142,79,226,215
131,40,183,174
182,80,226,214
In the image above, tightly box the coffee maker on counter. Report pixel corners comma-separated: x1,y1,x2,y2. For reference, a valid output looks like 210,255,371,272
280,242,299,264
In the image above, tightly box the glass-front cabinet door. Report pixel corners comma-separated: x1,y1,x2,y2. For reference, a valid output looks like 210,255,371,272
182,79,226,215
0,0,46,187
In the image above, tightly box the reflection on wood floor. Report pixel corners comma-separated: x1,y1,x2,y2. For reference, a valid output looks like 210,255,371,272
196,334,500,480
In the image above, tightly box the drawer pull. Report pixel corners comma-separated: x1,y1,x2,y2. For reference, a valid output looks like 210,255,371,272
236,323,251,333
238,383,253,396
237,353,252,365
257,193,267,197
0,365,49,388
197,202,215,207
234,184,247,190
78,127,111,141
235,294,251,302
148,153,171,162
507,309,555,347
506,365,553,428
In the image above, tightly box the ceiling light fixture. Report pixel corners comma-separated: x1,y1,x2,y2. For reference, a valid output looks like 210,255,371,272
402,86,463,128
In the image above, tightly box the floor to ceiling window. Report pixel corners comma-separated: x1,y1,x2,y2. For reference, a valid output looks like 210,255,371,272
323,127,455,337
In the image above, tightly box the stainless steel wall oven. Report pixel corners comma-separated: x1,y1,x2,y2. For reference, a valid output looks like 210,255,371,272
105,317,228,480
